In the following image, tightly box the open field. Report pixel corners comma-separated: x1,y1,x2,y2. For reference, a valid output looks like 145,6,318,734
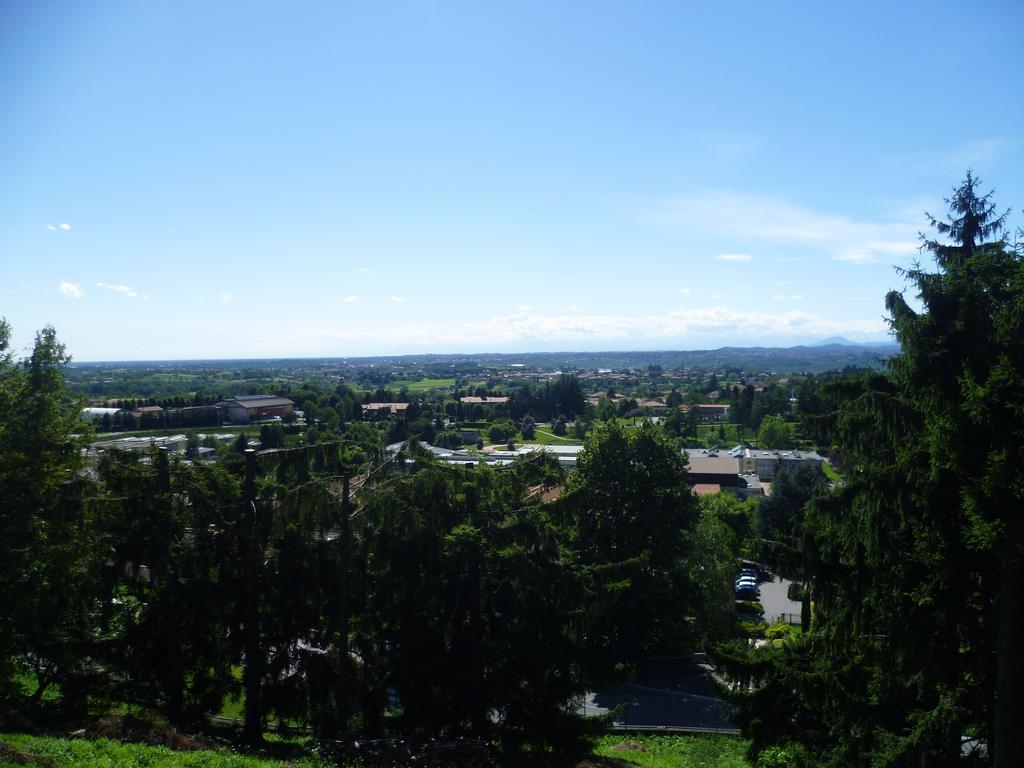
533,429,584,445
389,377,456,392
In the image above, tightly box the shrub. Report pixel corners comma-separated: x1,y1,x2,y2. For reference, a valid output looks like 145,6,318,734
487,419,516,443
520,415,536,440
756,744,805,768
738,620,765,639
765,622,798,641
433,431,464,449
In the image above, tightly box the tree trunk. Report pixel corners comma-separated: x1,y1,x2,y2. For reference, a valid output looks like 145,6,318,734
800,587,811,633
994,522,1024,768
468,546,486,736
164,574,185,727
335,474,351,734
157,448,186,727
242,450,263,745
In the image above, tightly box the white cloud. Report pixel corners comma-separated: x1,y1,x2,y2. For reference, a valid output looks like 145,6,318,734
97,282,150,301
46,224,56,231
792,294,804,300
343,295,362,304
772,294,786,301
220,291,234,304
654,192,920,265
775,281,789,287
59,223,71,231
58,281,83,299
831,238,919,264
282,306,887,351
714,253,752,262
355,266,376,275
679,287,691,295
517,305,534,312
389,295,405,302
950,137,1013,169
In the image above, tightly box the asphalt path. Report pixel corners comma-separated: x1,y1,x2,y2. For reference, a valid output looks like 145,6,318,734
757,573,803,625
580,657,736,731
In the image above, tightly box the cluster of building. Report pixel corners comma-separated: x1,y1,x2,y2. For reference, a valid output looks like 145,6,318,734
87,431,239,459
395,441,824,502
393,441,583,469
582,392,732,421
361,395,510,420
685,446,825,498
83,395,296,426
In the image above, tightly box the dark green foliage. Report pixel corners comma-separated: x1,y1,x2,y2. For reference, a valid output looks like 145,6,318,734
756,465,826,542
559,422,702,674
258,423,285,449
755,416,792,450
0,323,95,711
350,461,589,751
1,323,740,753
433,430,465,449
486,419,516,444
718,175,1024,767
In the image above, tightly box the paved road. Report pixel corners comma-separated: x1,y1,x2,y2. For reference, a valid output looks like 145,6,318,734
757,573,803,625
580,657,736,731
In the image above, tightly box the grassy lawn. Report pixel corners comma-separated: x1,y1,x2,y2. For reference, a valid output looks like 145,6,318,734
0,734,331,768
146,373,200,382
390,377,456,392
821,460,842,481
531,429,584,445
696,423,748,446
0,732,749,768
591,733,750,767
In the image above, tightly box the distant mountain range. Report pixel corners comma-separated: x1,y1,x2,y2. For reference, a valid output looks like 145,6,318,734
73,339,901,376
812,335,896,349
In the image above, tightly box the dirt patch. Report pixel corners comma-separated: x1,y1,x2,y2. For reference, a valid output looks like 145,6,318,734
74,714,211,751
0,741,54,766
609,740,647,752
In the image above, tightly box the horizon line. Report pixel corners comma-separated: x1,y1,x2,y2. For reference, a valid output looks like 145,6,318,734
69,340,899,366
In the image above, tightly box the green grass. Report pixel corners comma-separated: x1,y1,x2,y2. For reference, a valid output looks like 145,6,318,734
147,373,200,382
591,733,750,767
530,430,583,445
0,734,331,768
821,461,841,481
390,378,456,392
696,424,748,446
0,731,750,768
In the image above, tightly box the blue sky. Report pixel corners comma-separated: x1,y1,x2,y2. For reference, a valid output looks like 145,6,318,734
2,1,1022,361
